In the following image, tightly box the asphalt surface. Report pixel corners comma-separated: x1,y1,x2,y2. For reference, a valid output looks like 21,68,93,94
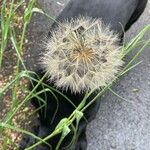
26,0,150,149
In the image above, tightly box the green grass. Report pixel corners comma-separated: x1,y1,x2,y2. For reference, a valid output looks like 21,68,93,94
0,1,150,150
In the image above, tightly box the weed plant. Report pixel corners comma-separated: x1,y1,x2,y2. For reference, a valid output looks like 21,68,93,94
0,1,150,149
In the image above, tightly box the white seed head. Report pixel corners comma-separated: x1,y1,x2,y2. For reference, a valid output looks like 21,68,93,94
41,16,124,93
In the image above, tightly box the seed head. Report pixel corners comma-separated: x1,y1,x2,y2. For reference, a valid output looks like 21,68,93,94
41,17,123,93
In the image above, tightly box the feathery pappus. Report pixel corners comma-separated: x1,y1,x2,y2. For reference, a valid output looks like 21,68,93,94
41,17,124,93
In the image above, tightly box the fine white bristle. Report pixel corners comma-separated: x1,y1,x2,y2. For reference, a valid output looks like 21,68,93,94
41,16,124,93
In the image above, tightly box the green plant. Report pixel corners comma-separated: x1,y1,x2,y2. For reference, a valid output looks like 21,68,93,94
0,1,150,150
